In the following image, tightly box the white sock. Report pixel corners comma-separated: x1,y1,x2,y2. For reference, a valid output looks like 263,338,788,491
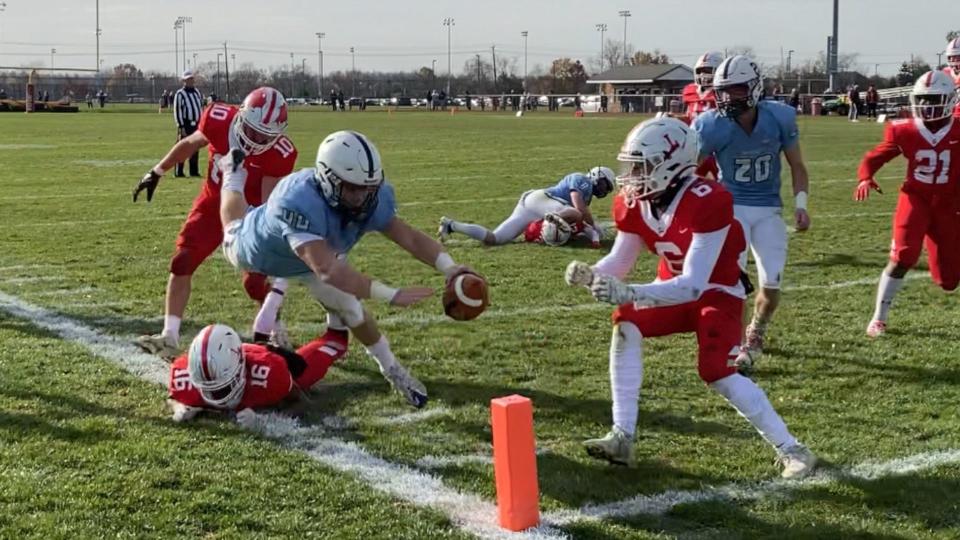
162,315,181,344
253,278,288,335
610,323,643,438
710,373,797,450
872,272,904,322
450,221,490,242
365,336,397,372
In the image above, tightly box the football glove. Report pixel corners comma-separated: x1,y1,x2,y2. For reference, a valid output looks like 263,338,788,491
854,179,882,201
133,169,162,202
591,274,637,305
564,260,594,287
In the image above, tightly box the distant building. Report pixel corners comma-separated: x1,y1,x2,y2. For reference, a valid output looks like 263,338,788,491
587,64,694,113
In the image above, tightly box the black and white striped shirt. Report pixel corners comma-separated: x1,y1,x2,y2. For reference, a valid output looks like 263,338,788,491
173,86,203,128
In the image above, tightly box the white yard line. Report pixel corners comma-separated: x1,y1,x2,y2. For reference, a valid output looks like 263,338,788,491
0,276,62,285
542,448,960,526
0,290,565,540
375,405,452,426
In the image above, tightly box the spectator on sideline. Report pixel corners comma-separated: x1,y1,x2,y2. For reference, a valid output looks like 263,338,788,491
789,88,801,111
848,84,860,122
600,94,608,113
329,89,337,111
0,88,7,100
865,85,879,119
97,90,106,108
173,70,204,178
465,90,472,110
337,89,345,111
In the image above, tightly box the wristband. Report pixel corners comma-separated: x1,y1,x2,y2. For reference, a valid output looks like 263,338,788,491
795,191,808,211
434,252,457,275
370,280,398,303
152,166,165,177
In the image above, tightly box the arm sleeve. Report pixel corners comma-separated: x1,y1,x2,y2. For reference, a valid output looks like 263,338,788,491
857,124,902,181
592,231,644,280
627,226,729,307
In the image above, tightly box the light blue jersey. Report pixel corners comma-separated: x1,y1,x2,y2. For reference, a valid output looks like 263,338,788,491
693,100,799,207
233,168,397,277
544,173,594,206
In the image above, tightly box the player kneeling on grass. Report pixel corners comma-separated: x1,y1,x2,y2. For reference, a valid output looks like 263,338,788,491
855,71,960,338
167,323,342,424
218,130,480,408
438,167,615,247
565,117,816,479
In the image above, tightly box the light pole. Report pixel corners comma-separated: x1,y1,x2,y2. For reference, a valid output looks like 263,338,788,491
596,23,607,72
95,0,100,72
350,47,356,96
442,17,454,95
521,31,528,90
301,58,307,97
786,49,794,74
192,52,197,71
177,16,192,73
173,19,181,75
618,10,631,65
216,52,223,97
0,3,7,43
874,63,879,76
315,32,325,98
50,48,56,69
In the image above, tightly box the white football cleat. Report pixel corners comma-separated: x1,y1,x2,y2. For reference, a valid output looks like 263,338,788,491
269,320,292,349
583,426,636,467
866,320,886,338
134,333,180,360
776,443,818,479
381,363,429,409
437,217,453,242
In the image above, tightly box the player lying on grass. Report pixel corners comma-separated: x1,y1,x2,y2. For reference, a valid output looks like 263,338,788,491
855,71,960,337
167,323,342,424
437,167,615,247
218,130,480,408
132,87,297,358
522,212,598,247
565,117,816,479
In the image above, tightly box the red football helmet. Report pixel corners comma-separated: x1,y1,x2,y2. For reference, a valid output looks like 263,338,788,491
233,87,288,155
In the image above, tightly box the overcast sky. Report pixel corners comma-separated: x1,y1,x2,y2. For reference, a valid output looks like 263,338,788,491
0,0,955,77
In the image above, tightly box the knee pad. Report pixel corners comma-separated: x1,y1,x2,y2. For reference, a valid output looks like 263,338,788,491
169,248,200,276
242,272,270,303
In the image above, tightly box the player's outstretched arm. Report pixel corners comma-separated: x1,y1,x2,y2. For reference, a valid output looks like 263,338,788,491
783,145,811,232
133,130,210,202
570,191,595,226
296,238,432,307
381,217,477,280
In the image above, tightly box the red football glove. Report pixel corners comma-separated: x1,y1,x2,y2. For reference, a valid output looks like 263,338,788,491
854,179,882,201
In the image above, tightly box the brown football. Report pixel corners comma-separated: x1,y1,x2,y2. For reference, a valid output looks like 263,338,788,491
443,273,489,321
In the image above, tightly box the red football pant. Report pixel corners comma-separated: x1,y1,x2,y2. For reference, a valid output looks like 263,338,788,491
169,190,270,302
294,338,347,389
612,290,742,383
889,190,960,291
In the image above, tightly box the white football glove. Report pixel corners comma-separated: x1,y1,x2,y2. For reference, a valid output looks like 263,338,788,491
591,274,637,305
167,399,202,423
235,408,261,430
565,260,594,287
217,149,248,188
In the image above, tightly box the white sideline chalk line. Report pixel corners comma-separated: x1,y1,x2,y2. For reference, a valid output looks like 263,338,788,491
73,159,158,167
375,405,453,426
0,276,62,285
27,286,97,297
0,290,565,540
417,448,552,470
542,448,960,526
378,272,926,327
0,144,57,150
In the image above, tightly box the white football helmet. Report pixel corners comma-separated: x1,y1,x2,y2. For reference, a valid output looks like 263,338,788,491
587,166,616,198
616,117,699,204
910,70,958,121
713,55,764,118
945,37,960,73
187,324,246,409
694,51,724,91
541,213,573,246
231,87,288,155
315,130,385,218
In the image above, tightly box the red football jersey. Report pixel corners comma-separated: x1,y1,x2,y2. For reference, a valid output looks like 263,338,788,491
197,103,298,206
858,117,960,195
168,343,294,410
682,83,716,121
613,178,745,293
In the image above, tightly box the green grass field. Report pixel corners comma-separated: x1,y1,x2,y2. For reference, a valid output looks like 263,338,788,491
1,107,959,539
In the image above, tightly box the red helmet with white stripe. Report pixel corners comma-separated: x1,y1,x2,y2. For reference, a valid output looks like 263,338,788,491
945,37,960,73
910,70,958,121
232,87,288,155
187,324,246,409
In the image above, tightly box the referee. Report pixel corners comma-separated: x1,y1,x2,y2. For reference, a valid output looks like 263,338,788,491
173,70,204,177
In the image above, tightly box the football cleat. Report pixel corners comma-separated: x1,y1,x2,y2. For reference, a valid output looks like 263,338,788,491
437,216,453,242
381,363,429,409
134,333,180,360
583,426,636,467
866,320,886,338
776,443,818,479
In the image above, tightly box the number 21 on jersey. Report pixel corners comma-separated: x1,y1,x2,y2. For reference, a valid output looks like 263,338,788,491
914,150,950,184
